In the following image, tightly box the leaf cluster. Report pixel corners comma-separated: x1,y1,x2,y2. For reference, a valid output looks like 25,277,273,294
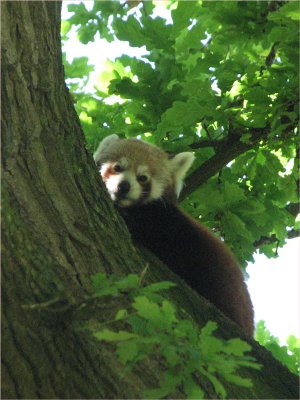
90,272,261,399
62,1,299,266
255,320,300,376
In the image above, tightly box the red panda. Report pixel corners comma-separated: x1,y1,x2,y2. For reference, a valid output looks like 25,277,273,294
94,134,254,336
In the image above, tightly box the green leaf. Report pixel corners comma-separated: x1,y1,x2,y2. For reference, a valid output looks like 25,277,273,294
64,56,94,79
91,273,118,296
132,296,163,324
199,367,227,398
114,16,146,48
115,309,128,321
61,20,72,37
223,211,253,241
171,1,199,33
175,319,197,340
117,341,139,364
224,374,253,388
142,2,155,16
127,314,149,335
116,274,140,290
91,272,107,288
255,321,299,374
175,23,206,61
183,377,204,399
223,181,246,204
268,2,300,21
67,3,86,13
244,87,270,106
163,345,181,367
161,300,178,325
157,100,204,136
200,321,218,338
225,338,252,356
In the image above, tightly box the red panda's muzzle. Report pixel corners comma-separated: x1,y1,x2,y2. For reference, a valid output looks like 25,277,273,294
116,180,131,200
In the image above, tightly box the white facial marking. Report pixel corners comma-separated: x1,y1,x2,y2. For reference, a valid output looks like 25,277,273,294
100,162,110,178
100,163,143,206
147,179,164,202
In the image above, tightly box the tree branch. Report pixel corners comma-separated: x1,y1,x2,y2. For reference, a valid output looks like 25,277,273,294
254,229,300,248
254,200,299,248
288,229,300,240
260,1,287,19
189,138,225,149
180,127,269,201
287,202,300,218
265,41,280,67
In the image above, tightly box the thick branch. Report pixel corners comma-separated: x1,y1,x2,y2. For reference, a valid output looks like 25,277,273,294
180,127,268,201
181,115,298,201
181,142,250,199
189,139,224,149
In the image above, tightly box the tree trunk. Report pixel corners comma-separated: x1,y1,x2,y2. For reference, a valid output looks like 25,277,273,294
1,2,298,399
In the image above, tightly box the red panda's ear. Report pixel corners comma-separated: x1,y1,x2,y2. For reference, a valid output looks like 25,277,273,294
169,152,195,197
94,134,119,164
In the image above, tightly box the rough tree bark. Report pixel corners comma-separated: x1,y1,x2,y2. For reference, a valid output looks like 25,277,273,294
1,2,298,399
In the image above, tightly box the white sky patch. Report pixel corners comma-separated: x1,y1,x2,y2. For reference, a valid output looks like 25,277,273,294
247,238,300,344
152,1,173,23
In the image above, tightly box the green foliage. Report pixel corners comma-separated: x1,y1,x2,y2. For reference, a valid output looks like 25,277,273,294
63,54,94,92
255,320,300,376
90,272,261,399
62,1,299,266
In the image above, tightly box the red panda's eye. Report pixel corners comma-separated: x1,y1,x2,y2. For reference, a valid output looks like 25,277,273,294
114,164,123,173
137,175,148,183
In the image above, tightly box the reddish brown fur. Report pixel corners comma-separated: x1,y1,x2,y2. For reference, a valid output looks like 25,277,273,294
119,200,254,336
101,166,114,182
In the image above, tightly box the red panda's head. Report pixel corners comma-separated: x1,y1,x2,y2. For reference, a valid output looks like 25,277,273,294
94,134,194,207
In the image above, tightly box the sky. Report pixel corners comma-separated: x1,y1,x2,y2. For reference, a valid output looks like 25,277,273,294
247,238,299,343
61,1,300,344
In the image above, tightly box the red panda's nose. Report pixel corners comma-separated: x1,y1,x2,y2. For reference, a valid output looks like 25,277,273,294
117,180,130,197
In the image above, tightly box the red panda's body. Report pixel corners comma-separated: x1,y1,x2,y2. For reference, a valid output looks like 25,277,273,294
94,135,254,336
119,201,254,336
